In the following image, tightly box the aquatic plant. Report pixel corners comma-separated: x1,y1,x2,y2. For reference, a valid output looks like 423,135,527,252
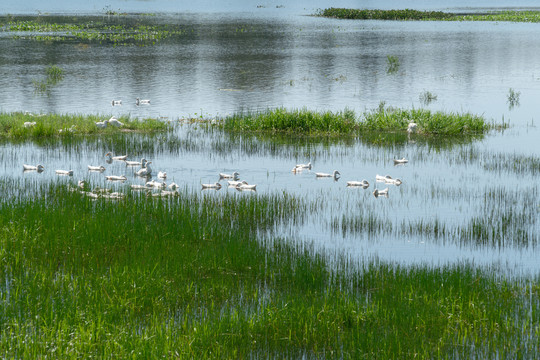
0,182,538,358
32,65,65,95
0,112,171,138
386,55,400,74
222,108,490,136
419,90,438,105
318,8,540,23
507,88,521,108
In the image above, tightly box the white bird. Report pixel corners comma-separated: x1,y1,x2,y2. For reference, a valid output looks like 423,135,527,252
105,152,128,161
81,191,100,199
77,180,87,189
393,158,408,164
23,164,44,172
376,174,393,182
291,167,304,174
219,172,239,180
92,186,112,194
108,116,124,127
125,158,147,167
168,182,179,190
315,170,340,178
157,171,167,179
146,179,166,188
346,180,369,188
23,121,36,128
385,178,402,186
136,161,152,177
111,100,122,106
236,183,257,191
227,180,248,187
56,169,74,176
96,120,108,129
88,165,106,172
130,184,149,190
136,98,151,106
202,182,222,189
295,162,312,170
105,175,127,182
407,122,418,134
373,187,389,197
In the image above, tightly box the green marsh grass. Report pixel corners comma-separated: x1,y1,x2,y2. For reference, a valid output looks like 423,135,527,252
0,112,171,139
507,88,521,108
319,8,540,23
1,182,539,357
32,65,65,94
386,55,400,74
222,108,489,136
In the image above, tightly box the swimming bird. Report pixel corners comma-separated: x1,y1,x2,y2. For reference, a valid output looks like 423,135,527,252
219,172,239,180
88,165,106,172
157,171,167,179
136,98,151,106
315,170,340,179
105,175,127,182
56,169,74,176
130,184,149,190
295,162,312,170
23,121,36,128
407,122,418,134
346,180,369,188
393,158,408,165
96,120,108,129
373,187,389,197
168,182,179,190
202,182,222,190
77,180,87,189
23,164,44,172
145,179,166,188
105,152,128,161
385,178,402,186
125,158,147,167
136,161,152,177
111,100,122,106
236,183,257,191
227,180,248,187
108,116,124,127
376,174,392,182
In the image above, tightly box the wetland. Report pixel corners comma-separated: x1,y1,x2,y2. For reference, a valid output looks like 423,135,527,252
0,1,539,358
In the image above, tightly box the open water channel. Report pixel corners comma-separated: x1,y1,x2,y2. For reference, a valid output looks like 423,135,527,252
0,0,538,275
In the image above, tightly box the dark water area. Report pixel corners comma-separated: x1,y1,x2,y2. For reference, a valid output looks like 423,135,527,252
0,1,538,275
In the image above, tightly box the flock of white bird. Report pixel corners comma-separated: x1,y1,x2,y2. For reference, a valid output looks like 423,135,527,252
291,157,409,198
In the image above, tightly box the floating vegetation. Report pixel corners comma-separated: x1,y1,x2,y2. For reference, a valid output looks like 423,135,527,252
386,55,400,74
32,65,65,95
318,8,540,23
222,108,490,136
1,16,185,46
507,88,521,109
419,90,438,105
0,112,171,138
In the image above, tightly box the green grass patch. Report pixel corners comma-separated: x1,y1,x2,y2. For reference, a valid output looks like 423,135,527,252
0,183,538,357
319,8,540,23
0,112,171,139
1,16,185,46
221,108,489,136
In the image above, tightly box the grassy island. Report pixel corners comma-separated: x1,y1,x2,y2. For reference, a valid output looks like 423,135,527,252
0,112,170,139
319,8,540,23
222,108,489,136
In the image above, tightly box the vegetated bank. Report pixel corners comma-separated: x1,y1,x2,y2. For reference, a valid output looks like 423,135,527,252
0,182,538,358
221,107,489,136
0,112,171,139
319,8,540,23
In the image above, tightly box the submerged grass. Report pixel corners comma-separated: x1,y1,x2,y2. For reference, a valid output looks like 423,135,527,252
319,8,540,23
222,108,489,136
0,183,539,357
0,112,171,139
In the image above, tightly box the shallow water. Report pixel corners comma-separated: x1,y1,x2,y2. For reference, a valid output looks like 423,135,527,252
0,2,539,275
